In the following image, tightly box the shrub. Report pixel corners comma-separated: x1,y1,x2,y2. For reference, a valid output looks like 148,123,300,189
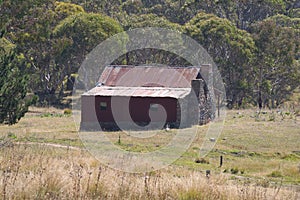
230,168,239,174
64,109,72,115
194,158,209,164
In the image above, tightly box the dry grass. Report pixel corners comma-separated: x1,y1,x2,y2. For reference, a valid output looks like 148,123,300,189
0,143,298,200
0,107,81,147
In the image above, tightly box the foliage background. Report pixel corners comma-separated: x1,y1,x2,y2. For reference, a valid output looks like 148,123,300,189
0,0,299,124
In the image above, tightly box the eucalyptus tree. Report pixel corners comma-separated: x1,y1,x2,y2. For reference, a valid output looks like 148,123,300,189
185,12,256,107
251,19,300,108
1,1,123,104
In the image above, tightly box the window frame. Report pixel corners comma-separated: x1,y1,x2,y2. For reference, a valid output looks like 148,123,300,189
100,102,108,111
150,103,159,111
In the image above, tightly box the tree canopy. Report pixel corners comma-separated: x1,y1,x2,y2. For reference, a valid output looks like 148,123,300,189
250,19,300,108
0,38,33,124
185,12,256,106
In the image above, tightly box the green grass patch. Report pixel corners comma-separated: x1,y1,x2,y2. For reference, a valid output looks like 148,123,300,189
267,170,283,178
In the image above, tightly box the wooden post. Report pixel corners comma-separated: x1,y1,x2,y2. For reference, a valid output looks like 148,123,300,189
118,134,121,144
217,94,220,118
219,155,223,167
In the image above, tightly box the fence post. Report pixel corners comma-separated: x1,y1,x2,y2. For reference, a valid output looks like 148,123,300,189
220,155,223,167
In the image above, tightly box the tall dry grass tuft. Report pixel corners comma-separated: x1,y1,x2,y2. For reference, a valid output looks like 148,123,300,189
0,143,298,199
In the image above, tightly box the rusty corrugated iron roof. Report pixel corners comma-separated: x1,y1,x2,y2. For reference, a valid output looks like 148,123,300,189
82,86,191,99
98,65,200,88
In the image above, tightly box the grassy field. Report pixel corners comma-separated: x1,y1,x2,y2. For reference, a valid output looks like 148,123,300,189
0,106,299,199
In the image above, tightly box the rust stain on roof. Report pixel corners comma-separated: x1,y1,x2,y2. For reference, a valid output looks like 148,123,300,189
98,65,200,88
84,65,203,99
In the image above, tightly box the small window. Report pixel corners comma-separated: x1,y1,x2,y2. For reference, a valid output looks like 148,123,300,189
150,104,159,111
100,102,107,111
